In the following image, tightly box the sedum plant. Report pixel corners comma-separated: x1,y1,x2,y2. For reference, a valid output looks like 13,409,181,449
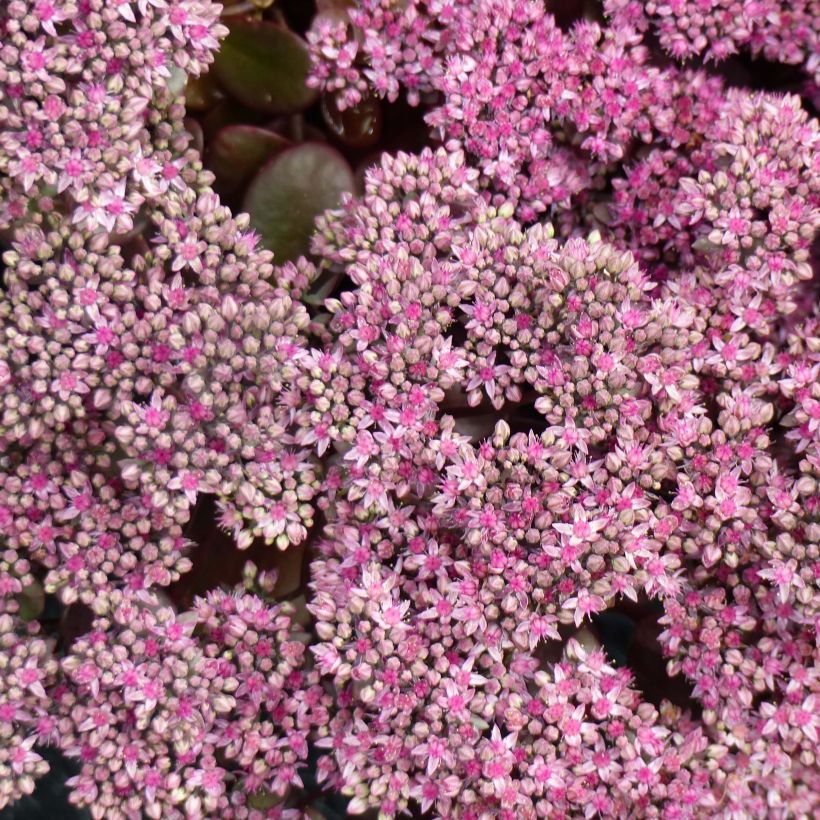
0,0,818,818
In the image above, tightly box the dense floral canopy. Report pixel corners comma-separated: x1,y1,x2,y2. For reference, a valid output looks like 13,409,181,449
0,1,818,818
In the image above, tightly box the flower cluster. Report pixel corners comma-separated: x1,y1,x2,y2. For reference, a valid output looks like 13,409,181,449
308,1,819,118
1,0,317,606
55,590,228,819
0,422,193,605
0,551,58,810
302,142,818,814
674,91,819,323
55,567,327,819
314,602,712,818
107,192,318,552
193,567,332,814
1,0,326,810
306,0,469,110
428,3,670,212
308,1,724,223
604,0,820,82
1,0,819,817
0,0,225,231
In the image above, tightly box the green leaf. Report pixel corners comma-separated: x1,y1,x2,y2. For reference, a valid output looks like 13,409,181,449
205,125,290,200
247,790,284,810
18,579,45,622
243,143,354,262
212,20,318,114
692,237,723,253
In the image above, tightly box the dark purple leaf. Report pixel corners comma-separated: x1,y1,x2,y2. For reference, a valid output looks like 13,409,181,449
205,125,290,199
212,20,317,115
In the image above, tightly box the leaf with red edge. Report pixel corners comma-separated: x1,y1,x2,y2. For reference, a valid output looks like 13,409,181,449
243,143,354,262
212,20,317,114
205,125,290,200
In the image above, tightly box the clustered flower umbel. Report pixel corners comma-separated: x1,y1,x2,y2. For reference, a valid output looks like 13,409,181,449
307,0,819,255
604,0,820,80
54,566,327,819
0,0,325,814
0,0,316,588
1,0,819,818
0,550,58,809
304,146,818,815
